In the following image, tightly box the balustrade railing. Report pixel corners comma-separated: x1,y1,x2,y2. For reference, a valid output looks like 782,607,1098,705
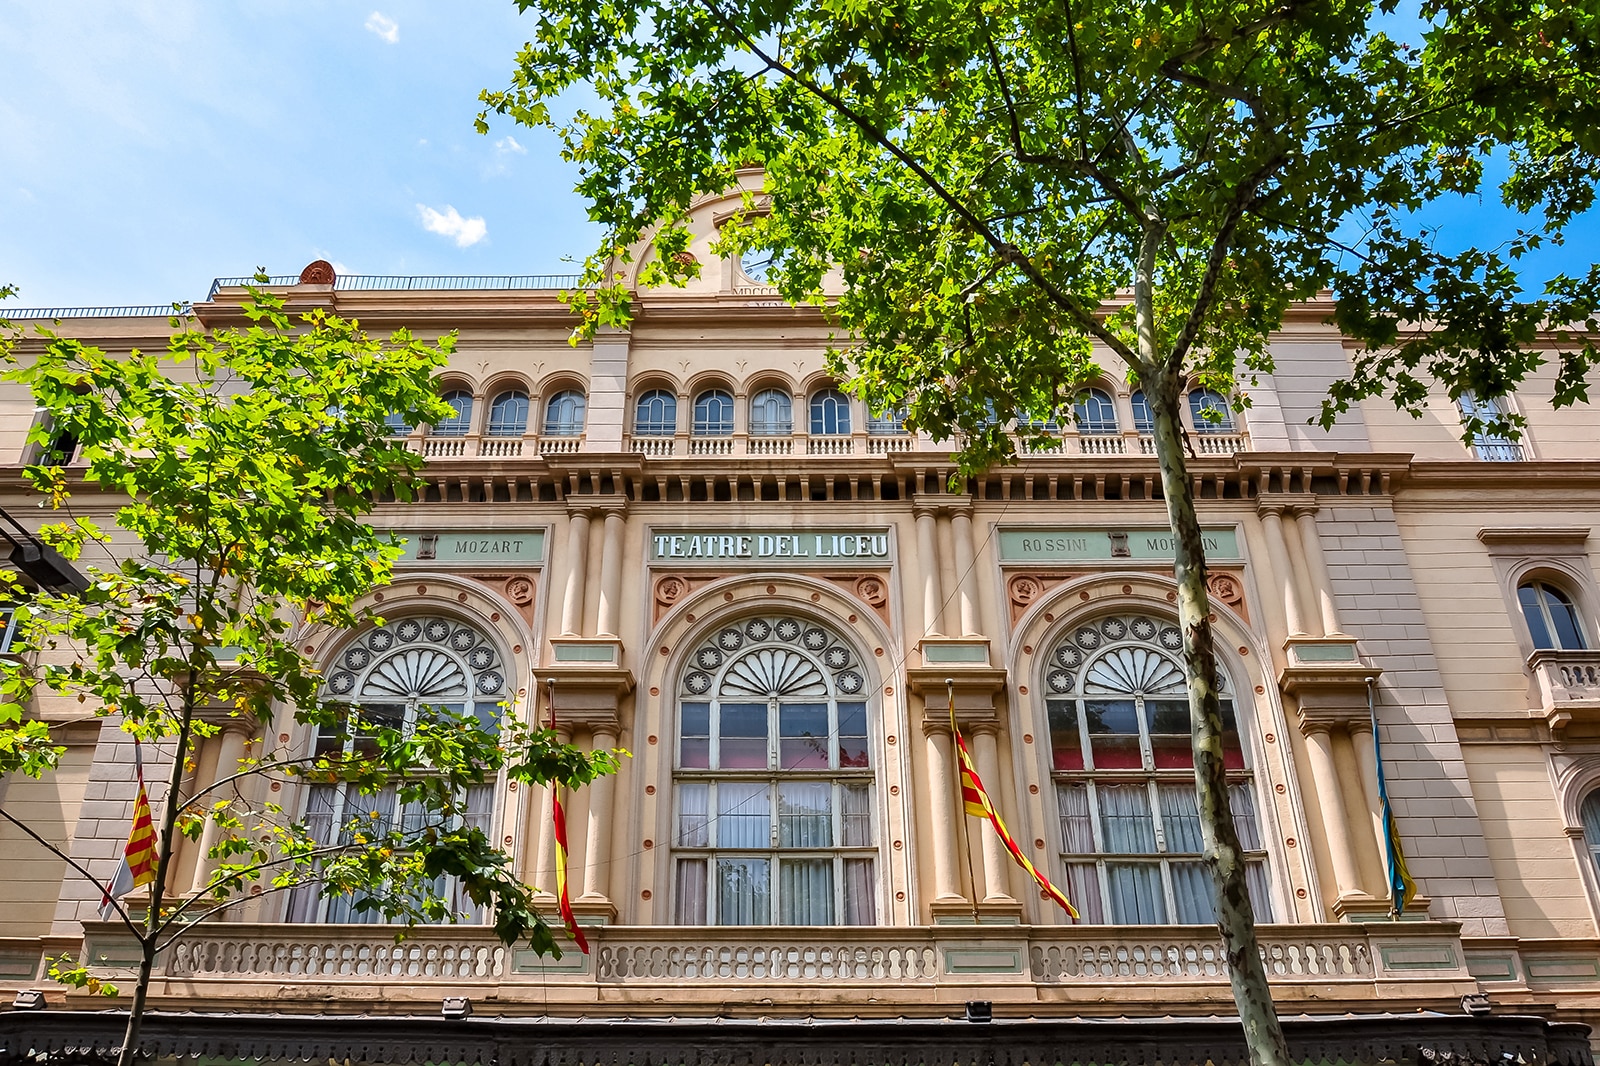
1530,650,1600,733
747,436,795,456
477,437,524,458
808,435,854,455
421,436,467,458
1193,432,1248,455
866,434,914,454
539,437,582,455
1078,434,1127,456
630,436,676,457
1473,441,1526,461
689,437,736,456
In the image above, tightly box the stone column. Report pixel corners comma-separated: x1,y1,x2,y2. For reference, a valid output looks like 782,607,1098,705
1294,508,1343,636
969,726,1015,903
579,725,619,905
1259,507,1309,636
950,509,981,638
560,511,591,637
532,725,573,896
923,725,965,903
189,724,250,895
1348,719,1388,872
915,508,945,637
1302,724,1362,901
595,511,626,639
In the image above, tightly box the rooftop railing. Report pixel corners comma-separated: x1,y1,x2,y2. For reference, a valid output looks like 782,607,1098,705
206,273,585,300
2,304,193,320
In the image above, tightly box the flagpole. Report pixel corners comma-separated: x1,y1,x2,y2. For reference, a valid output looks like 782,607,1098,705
947,679,980,923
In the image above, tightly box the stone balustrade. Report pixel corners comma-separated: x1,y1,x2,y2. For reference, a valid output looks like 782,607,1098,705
1529,650,1600,734
478,437,525,457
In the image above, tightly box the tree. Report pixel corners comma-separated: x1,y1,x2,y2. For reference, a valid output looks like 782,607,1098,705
0,290,617,1066
480,2,1599,1062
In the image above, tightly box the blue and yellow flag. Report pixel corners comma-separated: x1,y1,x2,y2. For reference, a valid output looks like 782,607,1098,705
1370,680,1417,916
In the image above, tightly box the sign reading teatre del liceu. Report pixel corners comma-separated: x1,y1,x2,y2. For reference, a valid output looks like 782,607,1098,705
652,529,891,564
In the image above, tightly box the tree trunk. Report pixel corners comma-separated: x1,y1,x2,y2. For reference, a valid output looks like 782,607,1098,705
1149,380,1290,1066
115,939,157,1066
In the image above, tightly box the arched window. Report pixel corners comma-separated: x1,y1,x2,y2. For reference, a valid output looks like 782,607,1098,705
434,389,474,437
750,389,793,437
635,389,677,436
1074,389,1119,435
1044,613,1271,924
287,615,507,924
1459,393,1523,461
1187,389,1234,433
867,407,909,435
1519,580,1587,651
674,614,876,926
693,389,735,436
810,389,852,436
1580,790,1600,885
1018,407,1061,431
543,389,586,437
383,411,413,437
486,390,530,437
1130,391,1154,435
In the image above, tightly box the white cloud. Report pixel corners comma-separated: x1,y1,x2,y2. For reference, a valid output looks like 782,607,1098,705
364,12,399,44
494,135,526,156
417,204,487,248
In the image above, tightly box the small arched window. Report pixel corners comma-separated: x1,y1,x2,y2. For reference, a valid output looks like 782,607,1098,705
750,389,794,437
543,389,586,437
867,407,909,435
1187,389,1234,433
486,391,529,437
1580,790,1600,884
1519,580,1587,651
1074,389,1118,435
1130,391,1154,435
434,390,474,437
693,389,735,436
810,389,852,436
635,389,677,436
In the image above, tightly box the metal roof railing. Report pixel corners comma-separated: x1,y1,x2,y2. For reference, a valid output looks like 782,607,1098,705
206,273,585,300
2,304,193,320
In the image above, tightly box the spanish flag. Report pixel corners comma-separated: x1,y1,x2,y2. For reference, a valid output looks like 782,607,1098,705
99,737,157,920
551,788,588,953
953,728,1078,919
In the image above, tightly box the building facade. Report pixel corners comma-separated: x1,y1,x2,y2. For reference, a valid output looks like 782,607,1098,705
2,187,1600,1062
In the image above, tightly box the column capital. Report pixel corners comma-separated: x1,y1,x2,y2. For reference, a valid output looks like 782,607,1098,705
1255,492,1318,519
568,495,628,520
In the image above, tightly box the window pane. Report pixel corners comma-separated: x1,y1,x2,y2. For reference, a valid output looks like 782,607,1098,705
471,702,502,736
750,389,793,436
1074,389,1118,434
1544,585,1587,650
302,784,340,846
1220,700,1245,770
352,703,405,757
779,858,834,925
693,390,734,435
1246,860,1273,922
810,390,851,435
837,701,869,768
1157,784,1205,854
1047,700,1084,771
675,859,708,925
718,702,768,769
716,857,771,924
1130,391,1154,434
635,390,677,436
840,783,873,846
487,392,529,436
1056,783,1095,853
1065,862,1104,923
435,391,473,436
1097,783,1156,853
1229,783,1262,851
1520,584,1556,649
842,858,876,924
454,782,493,833
677,783,710,847
1171,862,1216,924
1106,862,1167,924
680,701,711,768
716,782,770,847
1085,700,1141,769
1145,699,1191,770
779,702,829,769
778,781,833,847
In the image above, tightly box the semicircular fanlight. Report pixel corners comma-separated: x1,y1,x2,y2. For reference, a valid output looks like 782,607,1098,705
720,648,827,697
1083,646,1186,696
362,648,470,699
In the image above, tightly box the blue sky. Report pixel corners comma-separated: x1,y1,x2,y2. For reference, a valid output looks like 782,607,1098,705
0,3,1590,310
0,2,600,308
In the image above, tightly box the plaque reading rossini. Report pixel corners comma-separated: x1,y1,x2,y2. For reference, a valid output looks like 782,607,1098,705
651,529,891,563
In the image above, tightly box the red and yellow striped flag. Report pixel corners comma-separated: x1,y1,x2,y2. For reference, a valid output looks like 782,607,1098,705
954,730,1079,919
551,789,589,954
99,737,157,919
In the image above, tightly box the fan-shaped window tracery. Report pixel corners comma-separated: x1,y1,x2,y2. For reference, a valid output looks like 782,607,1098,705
674,614,876,927
1044,613,1271,926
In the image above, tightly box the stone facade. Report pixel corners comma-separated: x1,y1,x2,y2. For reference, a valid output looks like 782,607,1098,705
3,187,1600,1055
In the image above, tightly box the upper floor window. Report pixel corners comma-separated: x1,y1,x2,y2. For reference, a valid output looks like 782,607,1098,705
674,614,876,927
810,389,852,436
693,389,735,436
434,390,474,437
486,391,530,437
750,389,793,437
1579,789,1600,889
1018,407,1061,432
543,389,586,437
1045,613,1271,925
635,389,677,436
867,407,909,435
288,614,507,924
383,412,413,437
1459,393,1523,461
1520,580,1587,651
1187,389,1234,434
0,604,20,654
1130,391,1154,435
1074,389,1119,435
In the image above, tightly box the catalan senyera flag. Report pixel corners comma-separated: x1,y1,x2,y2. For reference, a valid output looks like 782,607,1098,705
99,737,157,920
1370,680,1418,917
954,729,1079,920
551,789,589,953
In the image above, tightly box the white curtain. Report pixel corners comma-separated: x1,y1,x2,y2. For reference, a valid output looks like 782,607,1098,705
716,782,770,847
1157,784,1205,853
840,783,872,846
677,783,710,846
1170,861,1215,924
1228,783,1262,850
716,857,770,924
779,858,834,924
1065,862,1104,923
1246,860,1274,921
778,782,832,847
1056,783,1096,852
1097,784,1156,853
674,858,708,925
842,858,875,925
1106,862,1166,924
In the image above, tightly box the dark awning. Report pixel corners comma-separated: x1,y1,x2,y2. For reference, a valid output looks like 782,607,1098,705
0,1010,1592,1066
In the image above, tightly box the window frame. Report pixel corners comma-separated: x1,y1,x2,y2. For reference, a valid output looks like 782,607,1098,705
692,389,736,437
485,390,530,437
543,389,587,437
634,389,678,436
1074,388,1119,435
809,389,853,436
1519,578,1589,651
1187,389,1235,434
749,389,794,437
433,389,475,437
